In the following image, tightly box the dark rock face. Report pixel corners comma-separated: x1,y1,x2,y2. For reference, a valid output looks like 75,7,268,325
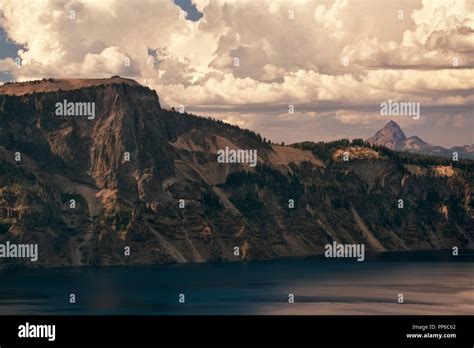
0,79,472,267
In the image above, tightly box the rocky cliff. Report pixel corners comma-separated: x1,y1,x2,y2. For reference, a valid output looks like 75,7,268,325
0,78,472,267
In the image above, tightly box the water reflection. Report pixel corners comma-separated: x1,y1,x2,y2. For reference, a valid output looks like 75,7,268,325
0,252,472,315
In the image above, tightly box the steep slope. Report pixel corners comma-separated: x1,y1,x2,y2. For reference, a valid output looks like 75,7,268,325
0,78,472,267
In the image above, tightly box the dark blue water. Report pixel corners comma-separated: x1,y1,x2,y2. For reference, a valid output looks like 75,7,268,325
0,252,472,315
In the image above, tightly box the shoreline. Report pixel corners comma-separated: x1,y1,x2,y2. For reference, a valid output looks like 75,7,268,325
1,249,473,272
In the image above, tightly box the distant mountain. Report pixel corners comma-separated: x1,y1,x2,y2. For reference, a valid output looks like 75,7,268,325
367,120,474,159
0,78,472,267
451,144,474,159
367,120,407,150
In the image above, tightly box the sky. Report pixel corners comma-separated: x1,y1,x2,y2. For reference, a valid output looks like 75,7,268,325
0,0,472,147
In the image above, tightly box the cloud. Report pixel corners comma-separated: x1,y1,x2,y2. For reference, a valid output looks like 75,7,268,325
343,0,474,68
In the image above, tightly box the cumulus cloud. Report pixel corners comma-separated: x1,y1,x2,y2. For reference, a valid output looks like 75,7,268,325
343,0,474,67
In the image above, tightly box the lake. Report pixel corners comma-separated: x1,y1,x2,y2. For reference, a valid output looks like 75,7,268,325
0,251,472,315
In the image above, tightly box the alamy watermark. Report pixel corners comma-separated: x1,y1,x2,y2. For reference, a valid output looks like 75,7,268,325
380,100,420,120
324,241,365,262
217,147,257,167
18,322,55,342
0,241,38,262
55,99,95,120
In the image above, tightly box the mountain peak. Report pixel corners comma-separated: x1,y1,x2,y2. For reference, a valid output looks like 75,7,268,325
367,121,474,159
386,120,400,128
367,120,406,149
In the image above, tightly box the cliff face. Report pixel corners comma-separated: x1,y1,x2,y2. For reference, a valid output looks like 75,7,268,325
0,78,472,267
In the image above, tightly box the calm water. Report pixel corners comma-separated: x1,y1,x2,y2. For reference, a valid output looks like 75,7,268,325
0,252,473,315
